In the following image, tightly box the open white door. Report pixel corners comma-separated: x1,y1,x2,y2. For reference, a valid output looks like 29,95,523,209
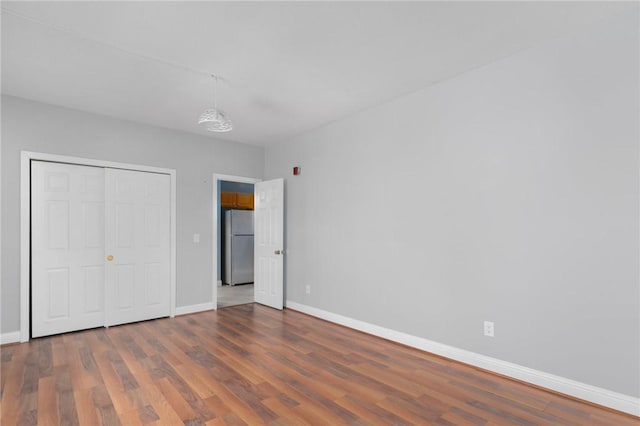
105,168,171,326
254,178,284,309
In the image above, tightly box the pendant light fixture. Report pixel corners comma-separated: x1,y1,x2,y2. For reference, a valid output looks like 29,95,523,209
198,74,232,132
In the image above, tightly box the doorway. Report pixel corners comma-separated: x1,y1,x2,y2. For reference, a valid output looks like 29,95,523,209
212,174,260,309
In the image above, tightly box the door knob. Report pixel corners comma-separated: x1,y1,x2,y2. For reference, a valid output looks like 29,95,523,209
106,255,114,261
274,250,281,255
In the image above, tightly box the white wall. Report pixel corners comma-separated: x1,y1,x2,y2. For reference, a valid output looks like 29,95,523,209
265,12,639,397
1,96,264,333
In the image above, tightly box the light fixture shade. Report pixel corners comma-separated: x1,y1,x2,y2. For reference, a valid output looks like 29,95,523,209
198,108,233,132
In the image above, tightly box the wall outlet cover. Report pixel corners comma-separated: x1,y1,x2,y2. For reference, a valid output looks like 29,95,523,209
484,321,495,337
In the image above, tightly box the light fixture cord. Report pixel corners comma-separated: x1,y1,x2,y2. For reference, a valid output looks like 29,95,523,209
213,75,218,110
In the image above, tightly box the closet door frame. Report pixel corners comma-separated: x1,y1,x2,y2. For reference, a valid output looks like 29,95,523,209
20,151,177,342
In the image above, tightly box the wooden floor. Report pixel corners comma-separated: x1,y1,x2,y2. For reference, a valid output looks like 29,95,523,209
1,304,637,425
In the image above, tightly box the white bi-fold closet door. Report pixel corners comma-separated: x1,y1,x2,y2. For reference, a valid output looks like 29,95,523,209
31,161,171,338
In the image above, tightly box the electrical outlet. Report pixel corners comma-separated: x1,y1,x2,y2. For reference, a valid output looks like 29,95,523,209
484,321,495,337
193,233,200,243
305,285,311,294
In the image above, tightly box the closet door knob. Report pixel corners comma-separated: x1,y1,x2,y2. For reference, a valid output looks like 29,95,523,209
106,255,114,261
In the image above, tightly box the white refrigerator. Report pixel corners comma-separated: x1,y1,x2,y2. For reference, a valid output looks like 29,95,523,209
224,210,254,285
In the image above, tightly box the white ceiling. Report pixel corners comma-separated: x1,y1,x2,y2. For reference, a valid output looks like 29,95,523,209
1,1,634,146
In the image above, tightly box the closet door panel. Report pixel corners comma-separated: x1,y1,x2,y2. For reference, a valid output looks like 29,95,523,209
31,161,105,337
105,168,171,326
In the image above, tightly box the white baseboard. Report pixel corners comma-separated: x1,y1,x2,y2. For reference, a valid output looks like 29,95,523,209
4,302,217,343
0,331,21,345
175,302,216,316
285,300,640,417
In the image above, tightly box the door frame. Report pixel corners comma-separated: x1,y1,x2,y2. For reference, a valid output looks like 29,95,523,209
20,151,177,342
211,173,261,308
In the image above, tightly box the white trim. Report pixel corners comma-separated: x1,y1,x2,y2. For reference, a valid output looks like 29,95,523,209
0,331,21,345
211,173,261,311
169,171,177,319
22,151,174,174
20,151,178,342
286,300,640,417
20,153,30,342
0,100,2,349
175,302,216,316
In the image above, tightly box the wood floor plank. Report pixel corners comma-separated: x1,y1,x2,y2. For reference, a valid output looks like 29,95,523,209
208,382,270,425
221,377,279,423
438,408,488,426
173,363,218,399
55,367,80,426
262,396,311,425
36,375,58,426
73,388,101,426
93,350,137,415
334,394,413,426
51,336,68,368
16,391,38,426
91,384,121,425
140,385,185,425
376,396,438,425
116,408,145,426
66,342,92,391
156,376,197,421
204,395,232,418
20,351,40,396
2,303,638,425
0,350,27,424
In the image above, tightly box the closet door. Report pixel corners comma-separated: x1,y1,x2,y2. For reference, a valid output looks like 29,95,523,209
105,168,171,326
31,161,105,337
